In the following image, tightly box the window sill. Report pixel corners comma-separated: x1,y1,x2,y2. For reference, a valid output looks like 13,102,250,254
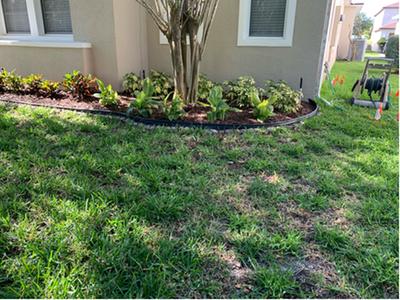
0,39,92,49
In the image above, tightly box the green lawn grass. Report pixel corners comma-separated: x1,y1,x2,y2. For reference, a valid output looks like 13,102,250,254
0,61,398,298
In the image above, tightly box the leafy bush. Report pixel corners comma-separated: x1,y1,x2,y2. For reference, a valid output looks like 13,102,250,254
94,80,119,107
122,72,142,96
128,78,160,117
250,91,275,121
162,94,185,121
203,86,238,121
377,37,387,52
63,70,98,100
150,70,173,97
40,80,60,98
198,74,215,100
385,35,399,67
265,80,302,114
23,74,44,95
0,69,23,93
223,76,262,108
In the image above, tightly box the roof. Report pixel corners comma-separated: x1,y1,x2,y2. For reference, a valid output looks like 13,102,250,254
375,21,397,32
375,2,399,17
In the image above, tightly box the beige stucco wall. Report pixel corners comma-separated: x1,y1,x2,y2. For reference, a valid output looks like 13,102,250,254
0,0,147,89
337,5,362,60
0,46,92,80
146,0,331,99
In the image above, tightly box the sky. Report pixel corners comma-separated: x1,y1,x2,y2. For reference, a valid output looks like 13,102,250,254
361,0,398,18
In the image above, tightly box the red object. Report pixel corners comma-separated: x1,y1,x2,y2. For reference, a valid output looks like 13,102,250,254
396,90,399,97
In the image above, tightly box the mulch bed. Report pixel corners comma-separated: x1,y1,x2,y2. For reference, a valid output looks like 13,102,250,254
0,93,315,126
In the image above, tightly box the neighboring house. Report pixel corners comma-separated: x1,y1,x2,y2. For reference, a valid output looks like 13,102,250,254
0,0,347,99
371,2,399,51
323,0,364,69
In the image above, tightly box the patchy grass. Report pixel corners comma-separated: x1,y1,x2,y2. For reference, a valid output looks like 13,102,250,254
0,61,398,298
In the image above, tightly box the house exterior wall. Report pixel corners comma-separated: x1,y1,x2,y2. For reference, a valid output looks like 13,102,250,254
371,7,399,51
0,0,333,98
146,0,331,100
337,5,362,60
0,0,147,88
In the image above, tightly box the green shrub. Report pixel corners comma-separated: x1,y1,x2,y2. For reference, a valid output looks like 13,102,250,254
122,72,142,96
94,80,119,107
149,70,173,97
63,70,98,100
0,69,6,93
1,69,23,93
162,94,185,121
223,76,262,108
265,80,302,114
40,80,60,98
377,37,387,52
128,78,160,117
250,91,275,122
198,74,215,100
385,35,399,67
23,74,44,95
203,86,238,121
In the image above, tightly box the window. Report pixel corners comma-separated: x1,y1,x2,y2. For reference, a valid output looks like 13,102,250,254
41,0,72,33
238,0,297,47
2,0,30,33
0,0,73,39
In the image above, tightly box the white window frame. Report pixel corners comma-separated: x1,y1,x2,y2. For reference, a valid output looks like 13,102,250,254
237,0,297,47
0,0,73,41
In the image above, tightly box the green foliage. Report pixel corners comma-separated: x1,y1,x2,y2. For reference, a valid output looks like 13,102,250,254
23,74,44,95
203,86,237,121
0,69,23,93
377,37,387,52
39,80,60,98
162,94,185,121
94,80,119,107
385,35,399,67
198,74,215,100
353,12,373,38
128,78,160,117
250,91,275,121
265,80,302,114
223,76,262,108
63,70,98,100
122,72,142,96
150,70,173,97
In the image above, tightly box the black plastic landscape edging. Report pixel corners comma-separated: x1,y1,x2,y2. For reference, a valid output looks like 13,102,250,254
0,98,319,131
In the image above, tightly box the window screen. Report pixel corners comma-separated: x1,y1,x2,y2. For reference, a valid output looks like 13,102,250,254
249,0,287,37
1,0,30,33
41,0,72,33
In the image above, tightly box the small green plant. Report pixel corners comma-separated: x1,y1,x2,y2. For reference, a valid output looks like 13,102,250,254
198,74,215,100
223,76,263,108
377,37,387,52
162,93,185,121
150,70,173,97
265,80,303,114
94,80,119,107
203,86,238,121
23,74,44,95
0,69,23,93
63,70,98,100
250,91,275,121
122,72,142,96
40,80,60,98
128,78,160,117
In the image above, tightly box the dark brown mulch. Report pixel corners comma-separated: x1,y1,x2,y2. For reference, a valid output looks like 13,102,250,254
0,93,314,125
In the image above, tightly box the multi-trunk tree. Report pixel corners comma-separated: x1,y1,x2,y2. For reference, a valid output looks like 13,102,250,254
136,0,220,103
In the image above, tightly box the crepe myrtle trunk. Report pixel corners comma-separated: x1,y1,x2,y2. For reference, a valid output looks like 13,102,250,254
135,0,220,103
